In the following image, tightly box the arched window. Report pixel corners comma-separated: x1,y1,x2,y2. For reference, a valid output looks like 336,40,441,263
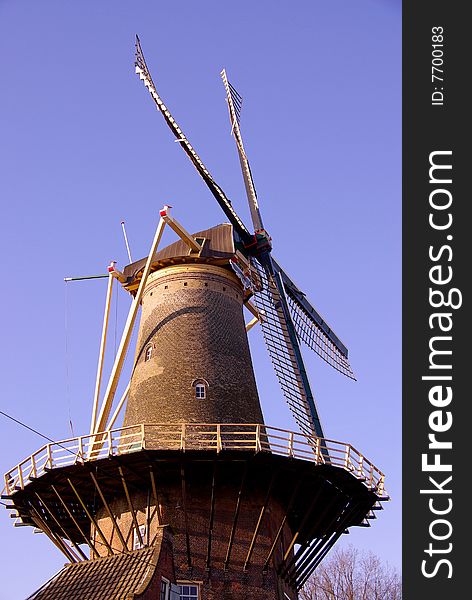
145,345,153,362
192,378,209,400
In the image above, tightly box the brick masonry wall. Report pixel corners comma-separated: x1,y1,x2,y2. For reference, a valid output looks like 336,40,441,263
124,263,264,427
94,473,297,600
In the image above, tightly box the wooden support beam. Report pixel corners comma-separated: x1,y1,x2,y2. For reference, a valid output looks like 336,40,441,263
28,501,77,563
296,501,357,590
286,495,353,587
90,272,114,435
146,488,151,547
93,213,167,436
149,466,162,526
106,382,130,431
67,478,114,557
245,316,259,333
244,298,261,320
119,466,143,549
281,486,340,582
160,206,202,252
243,469,278,571
262,479,303,572
224,462,248,570
51,484,98,558
281,480,326,568
180,462,192,568
89,471,128,552
205,462,217,570
35,492,87,561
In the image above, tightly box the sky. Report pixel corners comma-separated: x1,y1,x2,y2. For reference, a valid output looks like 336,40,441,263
0,1,401,598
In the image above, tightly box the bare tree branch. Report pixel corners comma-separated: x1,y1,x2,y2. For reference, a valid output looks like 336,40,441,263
300,546,402,600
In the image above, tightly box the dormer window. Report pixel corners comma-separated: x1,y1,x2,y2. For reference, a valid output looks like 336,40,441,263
145,345,153,362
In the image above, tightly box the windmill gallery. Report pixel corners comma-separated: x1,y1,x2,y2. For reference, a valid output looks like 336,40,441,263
2,38,387,600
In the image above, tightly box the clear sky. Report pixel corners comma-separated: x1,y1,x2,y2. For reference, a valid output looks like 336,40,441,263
0,1,401,597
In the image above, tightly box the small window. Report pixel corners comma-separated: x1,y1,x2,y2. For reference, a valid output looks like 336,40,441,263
160,578,170,600
195,384,205,399
133,524,146,550
145,345,153,362
178,583,200,600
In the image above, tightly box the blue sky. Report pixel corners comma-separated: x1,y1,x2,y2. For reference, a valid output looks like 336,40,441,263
0,1,401,597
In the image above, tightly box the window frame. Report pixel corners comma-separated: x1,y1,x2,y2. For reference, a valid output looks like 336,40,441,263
132,524,147,550
177,581,201,600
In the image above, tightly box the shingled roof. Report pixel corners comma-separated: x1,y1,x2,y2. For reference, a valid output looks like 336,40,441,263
27,547,157,600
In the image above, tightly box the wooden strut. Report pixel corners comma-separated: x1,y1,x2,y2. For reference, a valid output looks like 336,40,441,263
285,494,349,585
160,207,202,253
90,272,114,435
93,212,168,438
280,480,327,571
149,466,162,526
118,466,144,549
35,492,87,561
296,500,358,590
27,500,78,563
224,461,248,570
106,382,131,431
205,461,218,570
67,478,114,557
51,484,99,559
146,488,151,547
262,478,304,573
180,462,192,569
89,471,129,552
243,469,278,571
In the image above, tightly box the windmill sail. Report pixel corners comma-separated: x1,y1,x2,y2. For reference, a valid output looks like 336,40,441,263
134,37,251,243
221,69,264,232
252,258,325,439
273,260,356,380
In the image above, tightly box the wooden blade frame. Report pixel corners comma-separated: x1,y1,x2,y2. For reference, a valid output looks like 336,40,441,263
134,36,251,244
272,258,356,380
252,255,326,441
221,69,264,232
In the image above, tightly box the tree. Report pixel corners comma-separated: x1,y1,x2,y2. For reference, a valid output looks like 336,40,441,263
300,546,402,600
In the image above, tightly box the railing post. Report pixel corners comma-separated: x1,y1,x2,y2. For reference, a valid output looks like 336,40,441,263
46,444,53,470
315,438,321,464
18,466,24,490
255,424,262,452
358,454,364,479
181,423,186,451
31,455,37,479
78,437,84,464
378,475,385,496
369,463,374,489
107,430,113,456
141,423,146,450
216,424,222,453
288,432,294,457
4,474,11,495
344,445,351,471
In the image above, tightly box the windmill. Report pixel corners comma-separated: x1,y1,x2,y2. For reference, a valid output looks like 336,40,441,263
134,36,355,442
2,37,386,600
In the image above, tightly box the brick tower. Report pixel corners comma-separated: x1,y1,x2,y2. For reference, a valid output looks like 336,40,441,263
3,219,387,600
2,39,388,600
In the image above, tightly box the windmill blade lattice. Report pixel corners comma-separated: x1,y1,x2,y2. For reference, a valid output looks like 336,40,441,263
251,258,325,439
273,262,356,380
